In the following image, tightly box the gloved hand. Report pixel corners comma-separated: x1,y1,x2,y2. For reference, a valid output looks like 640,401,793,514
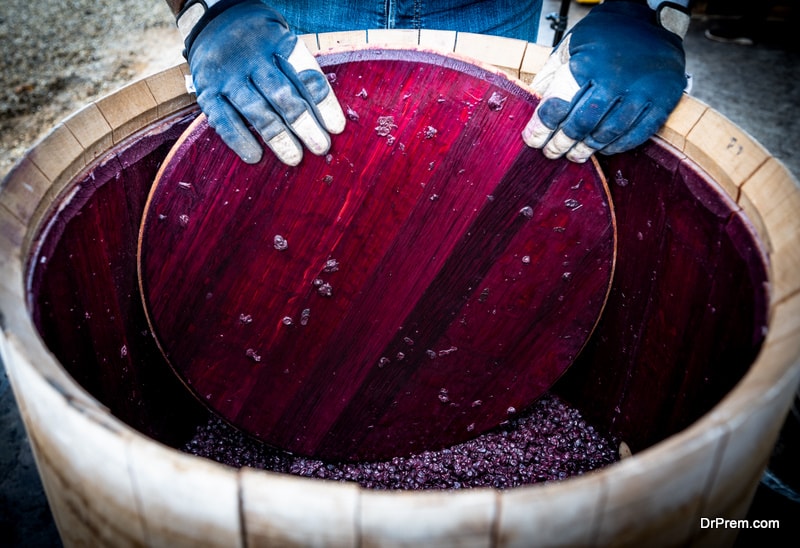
179,0,346,165
522,0,689,163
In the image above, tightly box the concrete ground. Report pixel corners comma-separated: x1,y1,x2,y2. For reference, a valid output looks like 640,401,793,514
1,1,798,545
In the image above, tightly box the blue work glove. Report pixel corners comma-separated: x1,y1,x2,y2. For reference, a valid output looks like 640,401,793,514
178,0,346,165
522,0,690,163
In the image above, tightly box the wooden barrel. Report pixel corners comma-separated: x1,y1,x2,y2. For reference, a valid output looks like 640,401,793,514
1,31,799,547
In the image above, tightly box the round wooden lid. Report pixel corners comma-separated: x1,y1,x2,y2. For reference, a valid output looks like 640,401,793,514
138,48,615,461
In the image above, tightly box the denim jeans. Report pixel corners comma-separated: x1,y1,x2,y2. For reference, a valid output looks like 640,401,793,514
268,0,543,42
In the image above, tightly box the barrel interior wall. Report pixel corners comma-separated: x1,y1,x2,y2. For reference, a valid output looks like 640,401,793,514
27,109,208,447
25,103,772,462
558,142,769,451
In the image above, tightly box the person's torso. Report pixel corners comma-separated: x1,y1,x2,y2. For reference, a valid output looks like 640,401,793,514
270,0,542,42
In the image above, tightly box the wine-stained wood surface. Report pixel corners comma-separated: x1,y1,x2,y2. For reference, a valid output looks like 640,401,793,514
27,112,208,446
138,49,616,460
560,143,771,451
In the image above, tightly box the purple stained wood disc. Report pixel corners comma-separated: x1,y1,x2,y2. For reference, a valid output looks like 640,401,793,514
138,48,616,461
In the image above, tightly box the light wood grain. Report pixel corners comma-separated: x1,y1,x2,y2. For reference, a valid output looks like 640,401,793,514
360,489,497,548
737,188,771,254
127,437,243,548
454,32,527,79
0,158,50,224
63,103,114,165
318,30,368,50
497,477,604,547
771,236,800,305
3,339,147,547
519,43,552,84
418,29,457,52
701,369,799,530
25,123,84,185
367,28,419,46
96,79,160,144
685,107,770,201
742,157,800,255
144,64,196,119
299,32,320,53
658,94,708,152
241,469,359,547
593,433,721,546
0,205,23,281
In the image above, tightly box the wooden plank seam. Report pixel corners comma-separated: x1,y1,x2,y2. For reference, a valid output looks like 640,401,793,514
0,201,26,228
673,96,708,153
365,28,421,45
123,438,156,548
685,425,730,545
235,475,247,548
740,165,800,306
488,490,502,547
0,162,49,225
588,474,610,544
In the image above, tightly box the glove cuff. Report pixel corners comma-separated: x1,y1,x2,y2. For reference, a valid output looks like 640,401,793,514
605,0,690,39
655,2,691,39
177,0,220,42
178,0,254,56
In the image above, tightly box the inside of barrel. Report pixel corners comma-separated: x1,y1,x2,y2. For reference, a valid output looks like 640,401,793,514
22,55,769,486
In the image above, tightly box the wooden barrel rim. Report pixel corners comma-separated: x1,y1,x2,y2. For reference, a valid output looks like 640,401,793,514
2,31,799,546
